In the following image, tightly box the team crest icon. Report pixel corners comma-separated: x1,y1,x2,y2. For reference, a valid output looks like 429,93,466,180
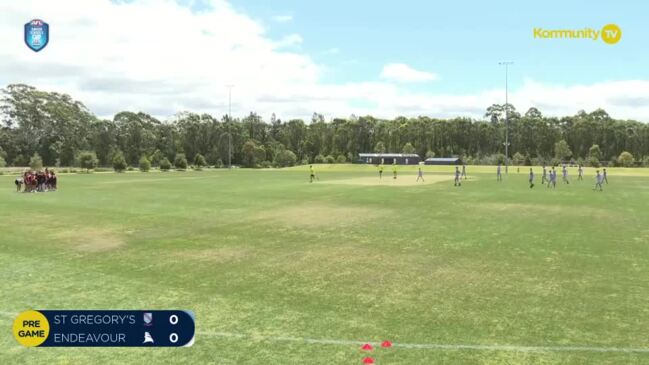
143,312,153,326
24,19,49,52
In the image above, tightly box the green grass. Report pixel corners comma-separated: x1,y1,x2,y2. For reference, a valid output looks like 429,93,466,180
1,165,648,364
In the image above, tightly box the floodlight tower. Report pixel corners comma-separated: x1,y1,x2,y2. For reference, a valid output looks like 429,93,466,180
226,84,234,169
499,61,513,174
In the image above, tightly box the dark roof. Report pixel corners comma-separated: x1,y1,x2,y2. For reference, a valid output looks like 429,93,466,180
424,157,460,162
358,153,420,158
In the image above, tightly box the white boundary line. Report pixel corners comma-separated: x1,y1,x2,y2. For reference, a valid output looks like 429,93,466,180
197,331,649,354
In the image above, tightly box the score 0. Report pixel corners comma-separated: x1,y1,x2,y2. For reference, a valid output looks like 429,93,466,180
169,314,178,344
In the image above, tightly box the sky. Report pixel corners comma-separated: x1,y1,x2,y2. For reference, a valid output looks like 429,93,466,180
1,0,649,121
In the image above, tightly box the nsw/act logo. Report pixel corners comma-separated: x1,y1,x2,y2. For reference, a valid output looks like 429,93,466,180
24,19,50,52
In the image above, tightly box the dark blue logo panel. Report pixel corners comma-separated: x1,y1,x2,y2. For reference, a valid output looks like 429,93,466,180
38,310,195,347
25,19,49,52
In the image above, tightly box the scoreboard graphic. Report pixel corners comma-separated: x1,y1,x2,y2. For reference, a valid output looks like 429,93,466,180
13,310,195,347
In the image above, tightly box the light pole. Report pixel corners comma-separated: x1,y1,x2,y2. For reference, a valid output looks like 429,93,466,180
499,61,513,173
226,84,234,169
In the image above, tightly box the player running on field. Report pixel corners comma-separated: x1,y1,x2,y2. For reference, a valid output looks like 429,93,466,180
529,168,535,188
562,165,570,184
309,165,318,183
547,167,557,189
416,167,424,182
541,165,547,184
594,170,604,191
497,163,502,182
392,163,397,179
461,164,467,179
379,163,384,179
454,166,462,186
578,164,584,181
603,168,608,184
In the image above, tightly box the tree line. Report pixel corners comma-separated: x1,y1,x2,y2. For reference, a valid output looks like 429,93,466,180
1,84,648,170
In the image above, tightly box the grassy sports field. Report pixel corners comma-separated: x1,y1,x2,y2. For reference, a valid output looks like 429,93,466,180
1,165,648,364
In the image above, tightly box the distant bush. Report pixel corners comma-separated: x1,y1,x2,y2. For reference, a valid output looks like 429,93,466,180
259,160,272,168
160,157,171,171
112,151,127,172
29,153,43,171
587,156,600,168
470,155,483,165
94,167,112,172
476,153,505,165
336,155,347,163
550,157,561,167
523,154,532,166
512,152,525,166
314,154,325,164
0,156,6,168
425,150,435,159
554,139,572,161
213,159,223,168
150,149,164,167
589,144,602,161
325,155,335,164
193,154,206,170
139,155,151,172
537,156,552,166
78,151,98,173
402,142,416,154
274,149,297,167
174,154,188,170
617,151,634,167
643,156,649,167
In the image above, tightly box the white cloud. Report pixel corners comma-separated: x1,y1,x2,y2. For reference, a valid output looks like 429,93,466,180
380,63,438,83
272,14,293,23
0,0,319,119
1,1,649,122
275,33,302,48
505,79,649,120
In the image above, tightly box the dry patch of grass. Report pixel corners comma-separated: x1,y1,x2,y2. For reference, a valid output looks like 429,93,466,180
255,203,387,227
476,202,610,219
262,244,498,304
322,174,455,187
176,247,251,263
52,227,125,252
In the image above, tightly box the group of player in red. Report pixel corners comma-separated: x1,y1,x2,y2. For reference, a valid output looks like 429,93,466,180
15,168,58,192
